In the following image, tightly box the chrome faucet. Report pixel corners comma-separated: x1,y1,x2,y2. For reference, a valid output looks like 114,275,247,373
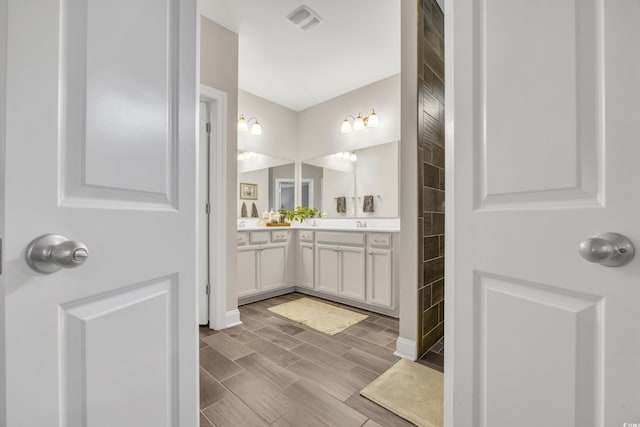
356,221,367,228
238,221,246,228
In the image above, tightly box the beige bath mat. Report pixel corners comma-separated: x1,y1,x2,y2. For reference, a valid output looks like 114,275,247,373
361,358,443,427
267,297,368,335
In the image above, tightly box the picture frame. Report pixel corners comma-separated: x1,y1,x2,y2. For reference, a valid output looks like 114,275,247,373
240,183,258,200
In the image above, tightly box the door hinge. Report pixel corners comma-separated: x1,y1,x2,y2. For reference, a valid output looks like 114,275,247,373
205,122,211,134
206,284,211,295
205,203,211,214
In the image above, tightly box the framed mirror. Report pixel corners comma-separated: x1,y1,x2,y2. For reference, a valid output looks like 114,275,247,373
302,141,399,218
237,151,294,217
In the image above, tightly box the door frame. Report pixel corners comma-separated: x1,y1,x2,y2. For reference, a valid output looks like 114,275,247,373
199,84,228,330
275,178,314,210
0,0,7,423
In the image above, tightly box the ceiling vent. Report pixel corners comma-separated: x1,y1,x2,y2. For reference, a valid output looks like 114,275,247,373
286,5,322,32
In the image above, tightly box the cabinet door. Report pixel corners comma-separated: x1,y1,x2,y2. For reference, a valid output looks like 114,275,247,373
340,246,366,301
237,248,259,297
315,244,340,295
260,245,288,291
299,242,315,289
367,249,393,308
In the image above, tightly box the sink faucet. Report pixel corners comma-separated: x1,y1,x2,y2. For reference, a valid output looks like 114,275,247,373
239,221,246,228
356,221,367,228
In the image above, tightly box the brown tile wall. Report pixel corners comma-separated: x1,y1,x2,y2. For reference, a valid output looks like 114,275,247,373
417,0,445,357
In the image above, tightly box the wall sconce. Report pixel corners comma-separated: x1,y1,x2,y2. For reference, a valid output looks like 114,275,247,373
341,108,378,133
335,151,357,162
237,114,262,136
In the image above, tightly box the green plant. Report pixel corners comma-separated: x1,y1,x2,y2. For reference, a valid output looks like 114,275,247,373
282,206,323,223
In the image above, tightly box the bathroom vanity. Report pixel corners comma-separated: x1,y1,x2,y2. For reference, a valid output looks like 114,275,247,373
236,222,400,317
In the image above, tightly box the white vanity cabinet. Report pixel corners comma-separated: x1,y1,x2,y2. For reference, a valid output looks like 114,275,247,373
366,233,394,309
237,230,290,299
237,227,397,316
313,232,368,304
298,230,315,289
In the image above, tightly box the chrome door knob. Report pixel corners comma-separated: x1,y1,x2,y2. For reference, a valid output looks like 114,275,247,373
579,232,634,267
26,234,89,274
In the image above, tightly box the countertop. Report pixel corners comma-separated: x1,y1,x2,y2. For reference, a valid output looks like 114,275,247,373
236,226,400,233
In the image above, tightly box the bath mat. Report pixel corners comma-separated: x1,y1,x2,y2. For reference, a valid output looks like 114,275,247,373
267,297,367,335
361,358,443,427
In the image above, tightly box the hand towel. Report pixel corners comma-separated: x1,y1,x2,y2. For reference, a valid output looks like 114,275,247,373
363,195,375,213
336,197,347,213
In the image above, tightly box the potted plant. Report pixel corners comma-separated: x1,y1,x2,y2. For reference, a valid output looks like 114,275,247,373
281,207,323,224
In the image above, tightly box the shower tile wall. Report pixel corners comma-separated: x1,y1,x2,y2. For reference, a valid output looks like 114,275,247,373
417,0,445,357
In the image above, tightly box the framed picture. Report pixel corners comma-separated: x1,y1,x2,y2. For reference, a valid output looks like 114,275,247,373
240,183,258,200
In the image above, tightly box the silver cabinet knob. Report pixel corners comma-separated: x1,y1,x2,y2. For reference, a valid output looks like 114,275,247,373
26,234,89,274
579,232,634,267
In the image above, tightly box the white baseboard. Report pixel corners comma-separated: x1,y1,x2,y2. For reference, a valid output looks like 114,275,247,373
225,309,242,328
394,337,417,361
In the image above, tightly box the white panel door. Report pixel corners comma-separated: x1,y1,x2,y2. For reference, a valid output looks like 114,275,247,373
237,248,259,297
367,248,393,308
299,242,315,289
448,0,640,426
3,0,197,426
340,247,366,301
316,244,340,294
260,245,288,291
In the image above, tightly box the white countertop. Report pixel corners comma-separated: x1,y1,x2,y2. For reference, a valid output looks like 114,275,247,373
236,218,401,233
237,226,400,233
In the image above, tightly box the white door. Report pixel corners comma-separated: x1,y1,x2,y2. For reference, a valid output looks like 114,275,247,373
340,246,366,301
367,249,393,308
299,242,315,289
447,0,640,426
316,244,340,294
260,245,288,291
237,248,259,297
3,0,197,426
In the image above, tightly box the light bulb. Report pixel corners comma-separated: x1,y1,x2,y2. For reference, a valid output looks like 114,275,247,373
251,120,262,136
336,152,344,158
366,109,379,128
341,118,352,133
237,152,245,160
349,152,357,161
354,113,365,131
249,151,257,158
237,114,248,132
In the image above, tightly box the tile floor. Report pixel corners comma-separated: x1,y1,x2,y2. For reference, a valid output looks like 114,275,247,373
418,336,444,372
198,293,416,426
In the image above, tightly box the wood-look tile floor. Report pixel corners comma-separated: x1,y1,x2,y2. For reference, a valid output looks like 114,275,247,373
199,293,416,427
417,336,444,372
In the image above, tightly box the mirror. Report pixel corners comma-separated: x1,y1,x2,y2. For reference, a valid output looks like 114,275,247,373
302,141,399,218
237,151,294,217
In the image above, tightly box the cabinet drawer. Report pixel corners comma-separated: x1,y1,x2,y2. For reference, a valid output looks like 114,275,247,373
250,231,270,244
237,232,249,246
299,230,314,242
316,231,364,246
271,230,289,243
368,233,392,248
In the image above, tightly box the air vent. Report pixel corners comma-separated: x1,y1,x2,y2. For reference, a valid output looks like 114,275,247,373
286,5,322,32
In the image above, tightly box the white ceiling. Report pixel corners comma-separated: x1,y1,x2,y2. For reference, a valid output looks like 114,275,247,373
200,0,401,111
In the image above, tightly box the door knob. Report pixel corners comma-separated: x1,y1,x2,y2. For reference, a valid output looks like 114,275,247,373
26,234,89,274
579,232,634,267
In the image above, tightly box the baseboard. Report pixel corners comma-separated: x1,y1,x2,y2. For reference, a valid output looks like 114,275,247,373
394,337,417,361
225,309,242,328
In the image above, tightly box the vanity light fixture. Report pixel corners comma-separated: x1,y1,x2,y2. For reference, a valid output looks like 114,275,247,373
335,151,357,161
237,114,262,136
341,108,379,133
237,150,257,161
